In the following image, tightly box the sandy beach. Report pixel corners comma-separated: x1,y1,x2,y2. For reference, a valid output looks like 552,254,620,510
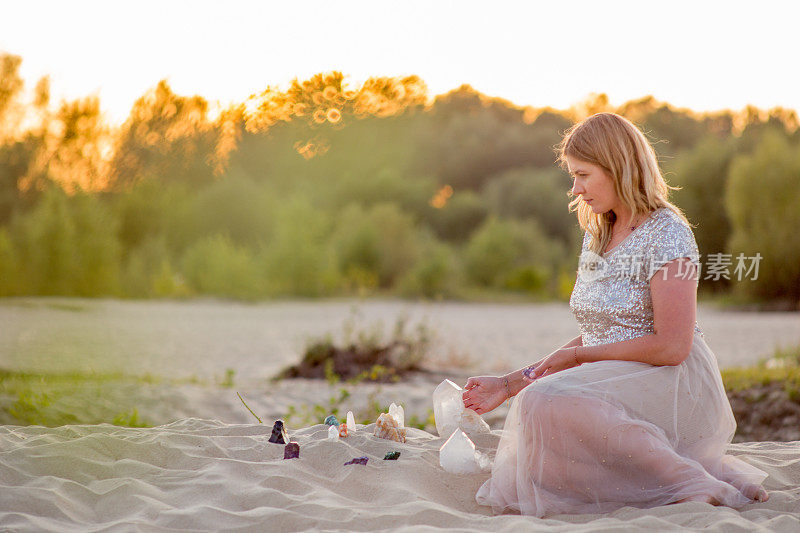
2,298,800,530
3,298,800,380
1,417,798,532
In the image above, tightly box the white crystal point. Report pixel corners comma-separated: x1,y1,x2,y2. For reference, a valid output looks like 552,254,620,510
388,402,404,427
460,407,491,435
433,379,490,438
327,425,339,442
433,379,465,438
439,429,483,474
346,411,356,430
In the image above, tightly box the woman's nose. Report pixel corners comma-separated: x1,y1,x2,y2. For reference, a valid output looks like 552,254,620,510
571,181,584,195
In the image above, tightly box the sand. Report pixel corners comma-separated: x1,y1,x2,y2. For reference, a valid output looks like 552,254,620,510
3,298,799,380
2,298,799,530
1,417,798,532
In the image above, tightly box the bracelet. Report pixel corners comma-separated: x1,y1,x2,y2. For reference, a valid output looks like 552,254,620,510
504,376,511,399
574,346,581,366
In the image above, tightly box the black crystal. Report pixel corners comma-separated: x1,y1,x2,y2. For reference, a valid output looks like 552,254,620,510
269,420,288,444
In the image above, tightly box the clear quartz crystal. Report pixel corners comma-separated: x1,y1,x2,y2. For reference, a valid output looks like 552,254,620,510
388,403,404,427
439,429,488,474
346,411,356,430
432,379,490,438
327,425,339,442
433,379,463,438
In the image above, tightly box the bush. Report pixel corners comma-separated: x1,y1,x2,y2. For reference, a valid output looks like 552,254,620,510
191,173,274,247
120,235,173,297
399,238,458,299
260,196,340,297
0,227,19,296
332,202,420,290
483,166,576,245
69,193,121,296
181,234,264,300
463,216,564,293
424,190,488,242
10,187,120,296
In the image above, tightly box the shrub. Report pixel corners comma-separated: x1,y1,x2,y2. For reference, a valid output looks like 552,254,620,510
181,234,264,300
332,202,420,290
11,187,120,296
464,216,564,292
260,196,340,296
399,238,458,299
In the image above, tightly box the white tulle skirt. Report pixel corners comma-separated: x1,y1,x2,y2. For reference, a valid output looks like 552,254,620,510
475,333,768,516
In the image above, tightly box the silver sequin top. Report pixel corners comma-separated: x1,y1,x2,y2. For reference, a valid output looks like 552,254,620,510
569,207,703,347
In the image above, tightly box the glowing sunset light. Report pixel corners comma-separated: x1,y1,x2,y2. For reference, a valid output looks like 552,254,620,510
0,0,798,125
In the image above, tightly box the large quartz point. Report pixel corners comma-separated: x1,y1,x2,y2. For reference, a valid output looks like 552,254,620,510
346,411,356,430
439,429,490,474
432,379,490,438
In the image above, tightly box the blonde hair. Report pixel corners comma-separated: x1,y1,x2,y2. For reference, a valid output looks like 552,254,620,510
556,112,691,254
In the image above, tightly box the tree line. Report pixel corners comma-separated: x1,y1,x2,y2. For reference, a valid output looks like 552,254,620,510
1,54,798,307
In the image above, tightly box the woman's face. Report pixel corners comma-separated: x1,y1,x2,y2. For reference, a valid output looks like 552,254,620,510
565,155,619,215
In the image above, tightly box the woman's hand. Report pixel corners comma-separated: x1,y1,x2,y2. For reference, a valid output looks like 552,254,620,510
529,347,581,379
462,376,507,415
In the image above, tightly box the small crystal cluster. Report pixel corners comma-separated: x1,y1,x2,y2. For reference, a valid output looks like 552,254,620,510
344,456,368,466
373,402,406,442
324,415,339,426
383,451,400,460
373,413,406,443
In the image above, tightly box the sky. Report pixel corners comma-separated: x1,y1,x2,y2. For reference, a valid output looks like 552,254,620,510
2,0,799,125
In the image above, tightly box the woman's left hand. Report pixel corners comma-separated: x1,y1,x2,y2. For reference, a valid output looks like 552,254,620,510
529,347,581,379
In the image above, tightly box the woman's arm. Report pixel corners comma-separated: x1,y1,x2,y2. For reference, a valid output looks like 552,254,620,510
503,335,582,397
529,258,698,379
462,335,582,414
464,258,698,412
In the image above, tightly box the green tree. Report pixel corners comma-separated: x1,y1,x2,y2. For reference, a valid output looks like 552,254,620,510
332,202,420,289
181,234,263,300
0,54,50,222
425,189,488,243
0,227,19,295
463,216,563,291
669,136,736,292
399,235,458,299
11,187,79,294
260,197,339,296
11,188,120,295
726,130,800,304
483,166,577,245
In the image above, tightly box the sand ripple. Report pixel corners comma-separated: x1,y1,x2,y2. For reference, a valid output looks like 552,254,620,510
1,419,798,532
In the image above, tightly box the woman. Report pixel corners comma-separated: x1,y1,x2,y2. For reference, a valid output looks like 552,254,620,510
463,112,769,517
